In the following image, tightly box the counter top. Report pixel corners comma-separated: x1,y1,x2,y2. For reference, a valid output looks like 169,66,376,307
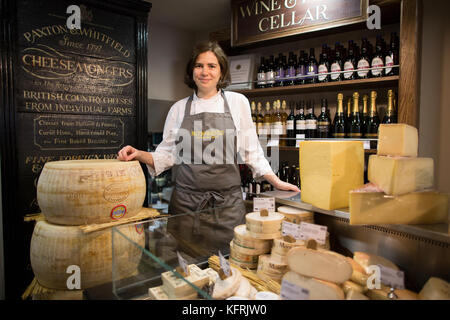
260,190,450,245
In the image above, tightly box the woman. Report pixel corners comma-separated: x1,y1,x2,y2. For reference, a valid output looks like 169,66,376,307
118,41,299,257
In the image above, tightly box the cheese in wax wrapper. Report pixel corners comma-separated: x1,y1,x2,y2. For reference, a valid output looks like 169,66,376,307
350,184,449,225
300,141,364,210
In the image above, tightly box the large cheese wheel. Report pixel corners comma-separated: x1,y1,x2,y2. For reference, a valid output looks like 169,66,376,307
233,225,272,254
37,160,146,225
282,271,345,300
277,206,314,224
286,247,352,284
246,211,284,239
30,220,144,289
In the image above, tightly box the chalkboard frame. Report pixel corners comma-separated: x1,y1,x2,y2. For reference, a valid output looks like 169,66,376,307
0,0,151,299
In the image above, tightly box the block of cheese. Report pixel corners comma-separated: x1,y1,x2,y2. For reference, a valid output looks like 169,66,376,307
277,206,314,224
368,155,434,195
419,277,450,300
377,124,418,157
350,190,449,225
282,271,345,300
232,225,272,255
367,287,419,300
353,252,398,273
246,211,284,239
161,267,209,299
300,141,364,210
148,286,198,300
346,289,369,300
286,247,352,284
212,267,242,299
346,257,369,286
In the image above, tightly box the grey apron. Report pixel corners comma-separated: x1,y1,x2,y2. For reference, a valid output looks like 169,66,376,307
167,91,246,258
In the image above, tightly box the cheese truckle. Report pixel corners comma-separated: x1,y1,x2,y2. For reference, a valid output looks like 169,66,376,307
300,141,364,210
37,159,146,225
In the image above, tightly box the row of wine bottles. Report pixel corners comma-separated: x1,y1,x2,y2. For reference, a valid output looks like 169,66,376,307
250,89,398,146
256,32,399,88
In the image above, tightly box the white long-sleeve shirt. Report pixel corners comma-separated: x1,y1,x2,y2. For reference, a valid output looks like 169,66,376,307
148,90,274,179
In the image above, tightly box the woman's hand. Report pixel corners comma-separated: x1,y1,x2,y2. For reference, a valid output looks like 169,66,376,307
117,145,142,162
263,173,300,193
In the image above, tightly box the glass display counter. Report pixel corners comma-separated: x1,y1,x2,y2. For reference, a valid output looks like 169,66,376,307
111,205,238,300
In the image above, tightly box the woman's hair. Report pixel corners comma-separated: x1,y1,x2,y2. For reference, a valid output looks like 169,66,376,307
184,41,230,91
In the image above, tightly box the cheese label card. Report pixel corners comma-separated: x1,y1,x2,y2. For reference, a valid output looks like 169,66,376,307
219,250,231,277
379,265,405,289
282,221,301,239
267,139,279,147
176,251,189,276
280,279,310,300
299,222,327,245
253,197,275,212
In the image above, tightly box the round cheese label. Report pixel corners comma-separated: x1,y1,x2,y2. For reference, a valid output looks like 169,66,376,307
110,204,127,220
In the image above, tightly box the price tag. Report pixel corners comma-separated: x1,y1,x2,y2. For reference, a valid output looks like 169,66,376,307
282,221,301,239
363,140,371,150
299,222,327,245
218,250,231,277
176,251,189,276
280,279,310,300
295,134,305,148
253,197,275,212
267,139,279,147
379,265,405,289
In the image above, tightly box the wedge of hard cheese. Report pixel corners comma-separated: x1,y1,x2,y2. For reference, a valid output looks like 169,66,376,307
161,266,209,299
282,271,345,300
377,124,418,157
368,155,434,196
346,289,369,300
148,285,198,300
300,141,364,210
419,277,450,300
353,252,398,273
286,247,352,284
350,190,449,225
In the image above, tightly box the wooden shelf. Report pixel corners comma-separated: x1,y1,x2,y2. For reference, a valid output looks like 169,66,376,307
276,146,376,154
234,76,399,97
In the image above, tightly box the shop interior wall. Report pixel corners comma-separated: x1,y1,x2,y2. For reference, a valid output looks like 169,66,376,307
419,0,450,219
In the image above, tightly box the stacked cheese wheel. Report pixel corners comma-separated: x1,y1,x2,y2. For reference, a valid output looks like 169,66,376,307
31,160,147,292
277,206,314,225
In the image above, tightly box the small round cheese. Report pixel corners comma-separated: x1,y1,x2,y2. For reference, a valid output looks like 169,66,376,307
277,206,314,224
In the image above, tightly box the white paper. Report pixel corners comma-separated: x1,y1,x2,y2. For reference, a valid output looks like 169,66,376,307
253,197,275,212
218,250,231,277
282,221,301,239
267,139,279,147
280,279,310,300
176,251,189,275
379,265,405,289
299,222,327,245
363,140,371,150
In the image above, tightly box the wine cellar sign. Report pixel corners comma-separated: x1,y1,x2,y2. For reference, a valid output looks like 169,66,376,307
231,0,369,46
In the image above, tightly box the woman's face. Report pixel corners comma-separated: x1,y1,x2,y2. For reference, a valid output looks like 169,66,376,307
193,51,222,95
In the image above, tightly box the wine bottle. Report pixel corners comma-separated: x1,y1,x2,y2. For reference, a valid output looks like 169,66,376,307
286,52,297,86
317,98,331,138
265,55,275,87
295,51,306,85
362,94,369,136
286,102,296,147
371,35,385,78
330,44,343,82
271,100,283,141
366,91,380,143
305,100,317,138
306,48,318,84
382,90,398,123
256,102,264,135
332,93,346,138
251,101,257,127
318,44,330,83
349,92,363,138
256,56,266,89
345,97,352,136
262,101,272,138
357,38,371,79
385,32,399,76
275,53,285,87
280,100,289,146
295,101,306,142
290,165,298,187
343,43,356,81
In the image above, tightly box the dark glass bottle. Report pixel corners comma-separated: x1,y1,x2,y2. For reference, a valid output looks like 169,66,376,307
290,165,298,187
256,56,266,89
349,92,363,138
275,53,285,87
385,32,399,76
295,51,306,85
382,90,398,124
345,97,352,136
330,47,343,82
317,98,331,138
366,91,380,148
295,101,306,142
265,55,275,87
371,35,385,78
343,45,356,81
357,38,371,79
306,48,318,84
305,100,317,138
318,44,330,83
286,102,296,146
362,94,369,136
286,52,297,86
332,93,346,138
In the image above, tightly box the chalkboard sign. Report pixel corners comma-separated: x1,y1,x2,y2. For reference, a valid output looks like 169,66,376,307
0,0,151,299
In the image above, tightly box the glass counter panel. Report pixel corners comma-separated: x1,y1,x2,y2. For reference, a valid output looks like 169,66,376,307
111,204,238,300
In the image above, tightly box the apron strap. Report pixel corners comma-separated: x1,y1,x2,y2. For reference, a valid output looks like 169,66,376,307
184,95,194,117
185,91,231,117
